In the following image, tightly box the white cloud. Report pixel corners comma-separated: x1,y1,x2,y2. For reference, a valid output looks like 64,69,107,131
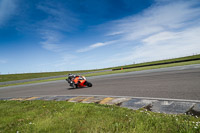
37,3,79,32
37,2,79,52
142,32,180,45
90,1,200,65
107,1,200,40
77,40,116,53
0,0,17,26
39,30,64,52
91,42,106,48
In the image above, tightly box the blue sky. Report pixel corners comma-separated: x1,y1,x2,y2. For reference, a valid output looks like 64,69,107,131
0,0,200,74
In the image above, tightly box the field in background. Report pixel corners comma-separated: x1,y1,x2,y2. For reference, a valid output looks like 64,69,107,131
0,69,108,82
112,54,200,70
0,100,199,133
0,54,200,83
84,60,200,77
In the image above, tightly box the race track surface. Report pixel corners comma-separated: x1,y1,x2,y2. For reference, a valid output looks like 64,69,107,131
0,65,200,100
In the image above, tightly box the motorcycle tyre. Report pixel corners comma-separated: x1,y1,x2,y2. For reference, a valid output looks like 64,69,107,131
87,82,92,87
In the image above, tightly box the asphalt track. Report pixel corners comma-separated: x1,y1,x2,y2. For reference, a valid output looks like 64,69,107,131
0,64,200,100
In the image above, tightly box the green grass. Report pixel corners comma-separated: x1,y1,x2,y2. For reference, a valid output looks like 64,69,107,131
0,100,200,133
1,54,200,83
0,77,66,87
0,69,108,82
112,54,200,70
84,60,200,77
0,60,200,87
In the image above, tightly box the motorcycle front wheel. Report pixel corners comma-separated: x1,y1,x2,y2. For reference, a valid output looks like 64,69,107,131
87,82,92,87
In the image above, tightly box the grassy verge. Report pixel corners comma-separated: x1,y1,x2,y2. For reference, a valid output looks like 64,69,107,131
0,100,199,133
1,60,200,87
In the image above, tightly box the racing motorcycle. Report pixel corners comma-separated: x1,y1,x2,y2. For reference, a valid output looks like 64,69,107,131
66,74,92,88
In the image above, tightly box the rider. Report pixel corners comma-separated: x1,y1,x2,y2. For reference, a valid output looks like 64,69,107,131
67,74,86,83
67,73,76,83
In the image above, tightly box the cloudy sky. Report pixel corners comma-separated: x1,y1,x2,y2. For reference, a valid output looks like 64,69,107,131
0,0,200,74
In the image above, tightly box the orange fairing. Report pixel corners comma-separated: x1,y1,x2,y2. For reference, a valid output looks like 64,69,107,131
73,76,87,87
73,77,80,84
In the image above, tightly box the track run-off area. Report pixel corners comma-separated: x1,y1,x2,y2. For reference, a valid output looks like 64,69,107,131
0,64,200,100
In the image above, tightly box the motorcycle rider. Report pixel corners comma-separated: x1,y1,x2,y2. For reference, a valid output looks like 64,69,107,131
66,73,76,83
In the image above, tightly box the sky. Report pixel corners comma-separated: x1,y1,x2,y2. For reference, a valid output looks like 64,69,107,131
0,0,200,74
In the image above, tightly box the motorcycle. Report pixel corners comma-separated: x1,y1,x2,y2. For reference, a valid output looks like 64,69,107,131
66,74,92,89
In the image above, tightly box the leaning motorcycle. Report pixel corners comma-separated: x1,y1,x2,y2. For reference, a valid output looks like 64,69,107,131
66,75,92,88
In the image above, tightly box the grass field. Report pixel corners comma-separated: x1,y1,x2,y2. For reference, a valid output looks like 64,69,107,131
112,54,200,70
1,59,200,87
84,59,200,77
0,69,108,83
0,100,200,133
1,54,200,83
